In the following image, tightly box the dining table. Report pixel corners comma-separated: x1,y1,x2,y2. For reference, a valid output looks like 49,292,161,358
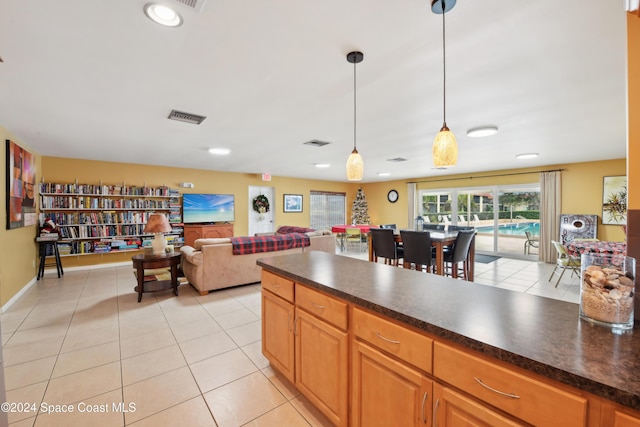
564,240,627,258
368,228,476,281
331,224,379,251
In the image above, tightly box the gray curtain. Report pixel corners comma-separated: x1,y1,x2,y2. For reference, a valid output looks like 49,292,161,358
540,171,561,263
407,182,416,229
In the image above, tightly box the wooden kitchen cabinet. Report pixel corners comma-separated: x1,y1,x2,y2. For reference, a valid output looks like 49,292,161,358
261,286,295,383
433,382,525,427
295,287,349,427
434,342,588,427
352,340,433,427
351,307,434,426
184,223,233,247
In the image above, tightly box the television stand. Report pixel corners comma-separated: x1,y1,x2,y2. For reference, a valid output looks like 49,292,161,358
184,223,234,247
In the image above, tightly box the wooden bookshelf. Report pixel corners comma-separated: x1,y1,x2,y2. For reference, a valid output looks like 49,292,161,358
38,181,183,256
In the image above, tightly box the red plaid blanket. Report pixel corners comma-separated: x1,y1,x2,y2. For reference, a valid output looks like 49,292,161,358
231,233,310,255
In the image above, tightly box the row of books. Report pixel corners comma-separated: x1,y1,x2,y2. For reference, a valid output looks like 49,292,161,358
39,183,176,197
52,238,149,255
41,211,156,226
41,196,174,210
56,225,182,240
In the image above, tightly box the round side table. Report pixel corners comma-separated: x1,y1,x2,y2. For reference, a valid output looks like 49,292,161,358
131,252,182,302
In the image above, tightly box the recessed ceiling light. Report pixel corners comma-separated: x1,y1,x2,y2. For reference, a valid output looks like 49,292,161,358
466,126,499,138
515,153,539,160
314,163,331,168
377,172,390,177
208,148,230,155
144,3,183,27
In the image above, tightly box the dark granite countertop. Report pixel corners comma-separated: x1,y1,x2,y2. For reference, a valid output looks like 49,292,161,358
257,251,640,411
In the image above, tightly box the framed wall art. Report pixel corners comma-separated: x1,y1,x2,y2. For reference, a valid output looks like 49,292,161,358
602,176,627,225
6,140,37,229
283,194,303,213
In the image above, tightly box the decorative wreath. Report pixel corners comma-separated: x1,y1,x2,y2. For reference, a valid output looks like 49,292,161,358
252,195,270,214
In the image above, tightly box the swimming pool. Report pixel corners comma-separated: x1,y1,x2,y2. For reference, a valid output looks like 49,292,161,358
476,222,540,236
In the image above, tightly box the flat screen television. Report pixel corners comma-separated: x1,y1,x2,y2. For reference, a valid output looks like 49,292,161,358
182,193,235,224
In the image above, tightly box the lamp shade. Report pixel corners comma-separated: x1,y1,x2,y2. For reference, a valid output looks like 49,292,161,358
144,213,171,233
432,125,458,168
346,148,364,181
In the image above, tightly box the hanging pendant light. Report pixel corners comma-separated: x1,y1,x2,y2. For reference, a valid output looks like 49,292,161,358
346,51,364,181
432,0,458,168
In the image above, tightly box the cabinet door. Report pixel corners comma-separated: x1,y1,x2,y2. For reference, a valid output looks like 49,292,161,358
203,227,224,238
614,411,640,427
433,382,525,427
352,340,432,427
262,290,295,382
295,309,348,427
184,227,202,247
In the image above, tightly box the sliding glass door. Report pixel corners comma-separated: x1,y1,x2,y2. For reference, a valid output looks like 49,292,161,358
418,184,540,258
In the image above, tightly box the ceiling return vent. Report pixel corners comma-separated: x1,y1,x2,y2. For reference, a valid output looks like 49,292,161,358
173,0,208,13
303,139,332,147
168,110,207,125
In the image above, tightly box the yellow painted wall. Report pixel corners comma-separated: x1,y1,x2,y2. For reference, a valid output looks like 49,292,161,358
41,156,355,267
629,13,639,209
0,127,41,306
361,159,626,241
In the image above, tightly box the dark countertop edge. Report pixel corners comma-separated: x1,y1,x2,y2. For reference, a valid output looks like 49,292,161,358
257,261,640,411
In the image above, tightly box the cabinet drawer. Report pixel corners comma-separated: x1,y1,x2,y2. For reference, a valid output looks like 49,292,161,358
295,285,347,330
434,342,587,427
352,307,432,374
261,271,294,303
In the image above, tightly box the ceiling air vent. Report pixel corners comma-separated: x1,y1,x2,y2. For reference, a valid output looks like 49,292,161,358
168,110,206,125
304,139,332,147
173,0,208,13
387,157,408,162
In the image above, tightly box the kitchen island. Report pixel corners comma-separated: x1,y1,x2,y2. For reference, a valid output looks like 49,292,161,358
258,251,640,427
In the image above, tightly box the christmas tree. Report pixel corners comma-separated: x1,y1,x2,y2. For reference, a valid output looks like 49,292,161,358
351,187,371,225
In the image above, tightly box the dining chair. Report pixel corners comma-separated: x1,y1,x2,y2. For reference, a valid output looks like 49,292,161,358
399,230,435,273
345,227,366,252
370,228,404,266
524,230,539,254
443,229,475,280
548,241,581,287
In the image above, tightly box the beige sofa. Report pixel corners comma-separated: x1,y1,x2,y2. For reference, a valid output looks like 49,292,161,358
180,229,335,295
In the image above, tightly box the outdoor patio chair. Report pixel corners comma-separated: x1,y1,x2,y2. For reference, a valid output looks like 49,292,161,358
524,230,539,254
548,241,580,287
345,227,366,252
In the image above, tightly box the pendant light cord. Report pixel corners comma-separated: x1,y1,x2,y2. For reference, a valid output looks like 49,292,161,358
442,0,447,127
353,58,357,150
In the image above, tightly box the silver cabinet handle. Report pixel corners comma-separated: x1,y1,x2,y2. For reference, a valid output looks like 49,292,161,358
434,398,439,427
376,332,400,344
288,312,292,332
311,302,325,309
474,377,521,399
421,392,428,424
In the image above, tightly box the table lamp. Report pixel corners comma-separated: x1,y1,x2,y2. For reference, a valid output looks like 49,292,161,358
144,213,172,255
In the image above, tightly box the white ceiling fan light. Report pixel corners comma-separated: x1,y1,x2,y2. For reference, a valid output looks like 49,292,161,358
144,3,183,27
208,148,230,155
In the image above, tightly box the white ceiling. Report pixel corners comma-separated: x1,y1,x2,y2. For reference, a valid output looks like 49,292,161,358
0,0,629,183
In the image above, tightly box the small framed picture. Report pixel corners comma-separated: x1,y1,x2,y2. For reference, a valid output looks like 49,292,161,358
283,194,303,213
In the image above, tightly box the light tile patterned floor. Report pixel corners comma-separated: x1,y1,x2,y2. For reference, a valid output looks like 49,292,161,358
1,251,579,426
